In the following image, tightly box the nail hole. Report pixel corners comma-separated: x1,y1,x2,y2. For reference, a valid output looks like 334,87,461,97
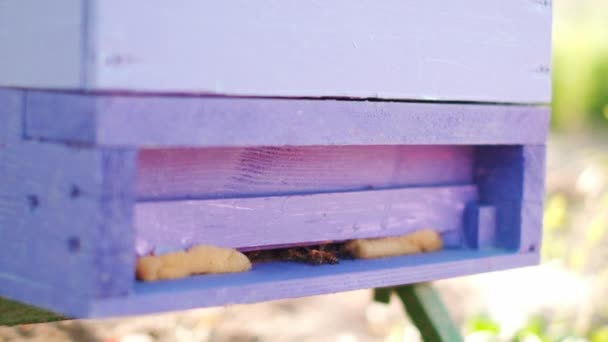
528,245,536,252
70,185,81,198
68,237,81,253
27,195,39,210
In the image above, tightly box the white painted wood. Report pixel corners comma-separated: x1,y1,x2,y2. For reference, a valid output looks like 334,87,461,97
89,0,552,102
0,0,552,103
0,0,84,89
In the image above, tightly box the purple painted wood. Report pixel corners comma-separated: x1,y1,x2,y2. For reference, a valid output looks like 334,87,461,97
89,251,539,318
96,150,138,296
136,146,473,200
474,145,546,251
0,140,136,298
464,205,497,249
522,146,547,203
475,145,546,203
0,87,548,319
0,89,23,143
134,185,477,255
519,200,544,254
25,92,550,147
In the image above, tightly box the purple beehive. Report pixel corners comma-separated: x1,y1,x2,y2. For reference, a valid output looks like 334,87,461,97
0,1,551,318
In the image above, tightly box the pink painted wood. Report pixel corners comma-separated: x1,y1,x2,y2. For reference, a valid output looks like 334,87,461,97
136,145,473,200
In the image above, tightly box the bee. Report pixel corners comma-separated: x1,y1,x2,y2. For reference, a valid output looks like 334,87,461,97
307,247,339,265
245,243,347,266
244,249,279,263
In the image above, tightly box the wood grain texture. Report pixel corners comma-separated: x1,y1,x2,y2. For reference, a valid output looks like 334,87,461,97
88,0,551,102
0,141,136,298
89,250,539,318
134,185,477,255
25,92,550,147
0,0,83,89
136,146,473,200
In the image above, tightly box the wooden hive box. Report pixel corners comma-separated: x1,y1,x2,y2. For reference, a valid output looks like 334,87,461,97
0,0,551,318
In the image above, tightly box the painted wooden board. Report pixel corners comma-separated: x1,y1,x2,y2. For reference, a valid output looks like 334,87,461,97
0,140,136,298
0,89,23,143
24,92,551,147
134,185,477,255
89,250,539,318
136,146,473,200
0,1,552,102
474,145,546,251
464,205,497,249
0,89,548,320
0,0,84,89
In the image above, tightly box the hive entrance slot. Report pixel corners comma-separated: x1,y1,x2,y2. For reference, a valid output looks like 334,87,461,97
136,229,446,282
134,145,475,255
23,141,530,317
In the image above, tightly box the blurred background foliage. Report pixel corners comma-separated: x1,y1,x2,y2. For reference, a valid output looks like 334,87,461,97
552,0,608,133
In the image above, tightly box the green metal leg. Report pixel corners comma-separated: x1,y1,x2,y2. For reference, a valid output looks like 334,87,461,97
0,297,67,326
373,286,392,304
374,284,463,342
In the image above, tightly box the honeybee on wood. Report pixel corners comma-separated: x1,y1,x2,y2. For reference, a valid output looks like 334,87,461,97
302,247,339,265
245,243,346,265
244,229,444,266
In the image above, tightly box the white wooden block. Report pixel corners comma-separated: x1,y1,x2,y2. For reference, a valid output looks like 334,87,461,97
0,0,552,103
0,0,84,89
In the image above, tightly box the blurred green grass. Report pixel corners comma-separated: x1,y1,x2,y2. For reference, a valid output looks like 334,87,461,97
552,0,608,133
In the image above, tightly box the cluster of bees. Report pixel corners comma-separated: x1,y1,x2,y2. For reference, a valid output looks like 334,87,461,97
136,229,443,282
